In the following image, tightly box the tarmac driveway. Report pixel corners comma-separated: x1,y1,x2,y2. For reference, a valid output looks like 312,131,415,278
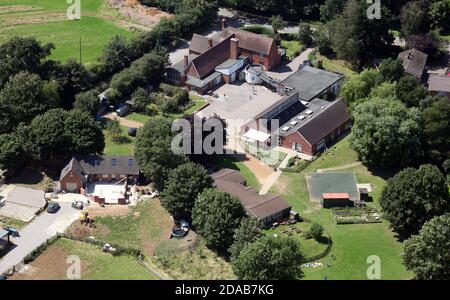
0,202,79,275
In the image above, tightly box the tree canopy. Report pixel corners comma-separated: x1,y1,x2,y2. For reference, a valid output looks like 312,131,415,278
229,217,262,261
192,188,246,252
403,214,450,280
232,236,304,280
380,164,450,238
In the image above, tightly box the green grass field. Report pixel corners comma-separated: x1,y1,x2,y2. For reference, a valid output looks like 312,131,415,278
103,125,136,155
212,155,261,189
0,0,137,64
271,136,412,280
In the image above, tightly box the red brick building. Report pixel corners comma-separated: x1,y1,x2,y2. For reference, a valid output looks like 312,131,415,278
167,21,281,94
59,155,140,193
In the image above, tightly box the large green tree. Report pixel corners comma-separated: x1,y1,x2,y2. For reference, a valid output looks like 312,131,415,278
229,217,262,261
192,189,246,252
349,97,422,168
135,116,187,190
0,36,53,88
330,0,394,67
102,35,135,74
395,75,428,108
0,133,24,171
73,90,100,116
0,72,59,134
232,236,304,280
378,58,405,83
400,1,429,37
341,69,380,108
161,162,213,217
380,164,450,238
421,98,450,164
403,214,450,280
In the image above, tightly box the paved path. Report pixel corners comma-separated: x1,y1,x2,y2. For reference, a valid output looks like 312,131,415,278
317,162,362,173
258,152,294,195
104,113,144,128
0,203,79,275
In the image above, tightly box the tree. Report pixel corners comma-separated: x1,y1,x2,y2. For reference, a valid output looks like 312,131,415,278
320,0,348,21
161,162,212,217
0,133,24,171
378,58,404,82
73,90,99,116
0,72,59,134
403,214,450,280
135,116,187,190
298,24,313,47
395,75,428,108
105,119,123,143
229,217,262,261
17,108,69,162
313,27,333,55
309,223,324,240
427,0,450,33
400,1,429,37
340,69,380,108
421,98,450,164
0,36,54,88
64,110,105,157
131,88,151,113
330,0,394,67
350,97,422,168
368,81,396,99
232,236,304,280
270,15,287,35
102,35,135,74
380,164,450,238
192,189,246,252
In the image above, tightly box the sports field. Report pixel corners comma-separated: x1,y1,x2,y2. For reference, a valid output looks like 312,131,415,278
0,0,138,64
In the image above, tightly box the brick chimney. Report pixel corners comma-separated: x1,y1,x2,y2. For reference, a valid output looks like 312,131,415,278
230,38,239,60
184,54,189,68
208,38,213,48
221,18,227,31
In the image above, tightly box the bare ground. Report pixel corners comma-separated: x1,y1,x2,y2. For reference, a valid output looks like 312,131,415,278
107,0,173,27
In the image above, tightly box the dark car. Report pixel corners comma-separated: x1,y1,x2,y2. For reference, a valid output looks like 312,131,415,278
128,128,138,137
115,104,131,117
47,202,61,214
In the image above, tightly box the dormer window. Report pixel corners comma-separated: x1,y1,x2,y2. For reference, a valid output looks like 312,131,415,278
111,159,117,167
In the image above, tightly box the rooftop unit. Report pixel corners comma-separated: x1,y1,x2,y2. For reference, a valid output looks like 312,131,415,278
305,109,313,115
282,126,290,132
298,115,306,120
290,120,298,126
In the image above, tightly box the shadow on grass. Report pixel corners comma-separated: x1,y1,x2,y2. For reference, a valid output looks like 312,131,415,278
113,136,132,145
315,236,330,245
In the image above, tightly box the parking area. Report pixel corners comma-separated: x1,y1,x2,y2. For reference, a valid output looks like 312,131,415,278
0,185,46,222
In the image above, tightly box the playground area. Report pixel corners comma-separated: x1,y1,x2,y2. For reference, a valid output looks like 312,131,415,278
306,172,359,203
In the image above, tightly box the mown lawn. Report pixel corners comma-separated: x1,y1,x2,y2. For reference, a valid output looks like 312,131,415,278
281,40,304,59
126,112,152,124
0,0,136,64
310,52,357,78
103,125,136,156
270,136,412,280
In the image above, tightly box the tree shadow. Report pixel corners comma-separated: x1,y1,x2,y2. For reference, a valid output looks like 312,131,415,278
113,135,132,145
6,168,44,185
315,236,330,245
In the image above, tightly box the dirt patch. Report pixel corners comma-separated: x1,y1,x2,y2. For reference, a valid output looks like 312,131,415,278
0,5,38,14
241,154,274,185
87,205,131,218
273,174,290,193
10,245,88,280
0,12,67,28
108,0,173,27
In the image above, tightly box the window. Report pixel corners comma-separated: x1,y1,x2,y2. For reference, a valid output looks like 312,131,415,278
102,174,108,178
111,159,117,167
128,159,133,167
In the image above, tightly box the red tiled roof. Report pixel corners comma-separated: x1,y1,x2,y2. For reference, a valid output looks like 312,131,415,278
218,27,275,55
322,193,350,199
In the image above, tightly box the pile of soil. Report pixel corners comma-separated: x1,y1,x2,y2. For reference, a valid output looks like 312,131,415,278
108,0,173,27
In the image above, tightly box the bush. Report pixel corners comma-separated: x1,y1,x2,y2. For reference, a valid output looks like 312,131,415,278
309,223,324,240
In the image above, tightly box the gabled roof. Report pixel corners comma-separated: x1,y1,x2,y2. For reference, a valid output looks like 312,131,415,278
212,169,291,220
60,155,139,181
217,27,275,55
296,98,350,145
169,54,198,73
190,35,233,79
398,49,428,79
189,34,218,54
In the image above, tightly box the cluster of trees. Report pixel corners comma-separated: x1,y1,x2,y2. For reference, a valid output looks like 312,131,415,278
345,59,450,170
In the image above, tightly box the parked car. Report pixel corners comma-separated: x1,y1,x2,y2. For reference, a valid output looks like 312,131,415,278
47,202,61,213
128,128,138,137
4,226,20,237
115,104,131,117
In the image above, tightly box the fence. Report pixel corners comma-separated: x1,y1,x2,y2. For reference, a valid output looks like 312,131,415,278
297,215,333,263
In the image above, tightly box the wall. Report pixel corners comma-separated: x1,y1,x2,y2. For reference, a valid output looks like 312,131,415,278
60,170,83,193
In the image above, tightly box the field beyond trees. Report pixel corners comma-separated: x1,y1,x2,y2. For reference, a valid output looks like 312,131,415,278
0,0,138,64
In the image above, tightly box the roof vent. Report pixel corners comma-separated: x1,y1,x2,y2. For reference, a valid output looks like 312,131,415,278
282,126,290,132
290,120,298,126
321,106,326,110
305,110,313,115
298,115,306,120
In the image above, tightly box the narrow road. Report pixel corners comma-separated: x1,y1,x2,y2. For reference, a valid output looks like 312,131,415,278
0,203,79,275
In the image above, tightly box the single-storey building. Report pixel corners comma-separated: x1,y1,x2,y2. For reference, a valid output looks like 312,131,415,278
0,185,46,222
59,155,140,193
398,48,428,80
212,169,291,226
321,193,352,208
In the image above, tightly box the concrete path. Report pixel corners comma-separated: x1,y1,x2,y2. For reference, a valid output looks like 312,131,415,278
258,152,294,195
0,203,79,275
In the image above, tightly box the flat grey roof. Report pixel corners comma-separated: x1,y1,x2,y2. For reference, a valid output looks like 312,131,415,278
186,72,221,88
215,58,241,70
281,66,344,101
